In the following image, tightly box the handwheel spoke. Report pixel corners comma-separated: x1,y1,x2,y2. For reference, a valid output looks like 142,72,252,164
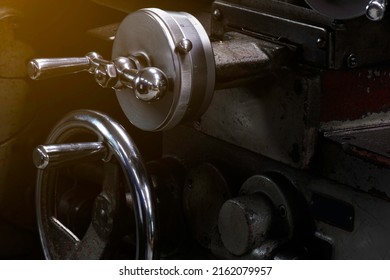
102,161,121,202
48,217,80,259
71,224,107,259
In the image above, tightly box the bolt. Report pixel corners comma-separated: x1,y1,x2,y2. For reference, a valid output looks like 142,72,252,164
99,209,108,225
279,205,287,218
366,0,386,21
347,54,358,68
33,145,49,169
212,9,222,20
176,39,193,54
316,37,327,49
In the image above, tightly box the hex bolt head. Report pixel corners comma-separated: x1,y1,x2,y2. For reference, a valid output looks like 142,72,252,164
347,54,358,68
94,63,119,88
133,67,168,102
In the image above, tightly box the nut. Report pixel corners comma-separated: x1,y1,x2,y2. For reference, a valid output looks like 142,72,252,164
94,63,119,88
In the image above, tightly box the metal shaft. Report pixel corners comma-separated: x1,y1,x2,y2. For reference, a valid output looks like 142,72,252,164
33,142,108,169
28,52,102,80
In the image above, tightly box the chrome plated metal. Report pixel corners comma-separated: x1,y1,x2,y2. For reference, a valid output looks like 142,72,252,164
94,60,119,88
28,52,168,101
113,8,215,131
33,142,107,170
366,0,387,21
176,39,193,54
113,57,168,102
36,110,157,259
28,52,102,80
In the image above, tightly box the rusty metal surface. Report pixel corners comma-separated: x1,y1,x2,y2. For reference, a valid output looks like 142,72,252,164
320,66,390,166
212,0,390,69
321,67,390,124
213,32,294,88
198,71,322,169
212,0,333,68
324,125,390,164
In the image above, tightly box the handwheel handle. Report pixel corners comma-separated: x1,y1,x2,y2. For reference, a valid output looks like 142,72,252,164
28,53,168,102
35,110,158,259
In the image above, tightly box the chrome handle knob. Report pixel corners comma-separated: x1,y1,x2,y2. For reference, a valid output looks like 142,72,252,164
112,56,168,102
28,52,102,80
366,0,387,21
132,67,168,102
119,66,168,102
28,53,168,102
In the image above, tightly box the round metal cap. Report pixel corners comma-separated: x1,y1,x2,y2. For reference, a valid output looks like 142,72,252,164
112,8,215,131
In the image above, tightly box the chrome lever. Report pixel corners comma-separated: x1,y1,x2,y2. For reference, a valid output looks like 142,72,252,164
28,52,102,80
28,53,168,102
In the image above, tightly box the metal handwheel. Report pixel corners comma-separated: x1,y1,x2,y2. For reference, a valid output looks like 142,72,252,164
33,110,157,259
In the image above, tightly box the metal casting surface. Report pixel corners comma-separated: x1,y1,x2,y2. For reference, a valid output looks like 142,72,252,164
212,0,333,68
213,32,293,88
199,72,322,168
36,110,157,259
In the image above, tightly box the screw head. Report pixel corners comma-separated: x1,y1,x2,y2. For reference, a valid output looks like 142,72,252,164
33,145,49,169
176,38,193,54
347,54,358,68
316,37,327,49
213,9,222,20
